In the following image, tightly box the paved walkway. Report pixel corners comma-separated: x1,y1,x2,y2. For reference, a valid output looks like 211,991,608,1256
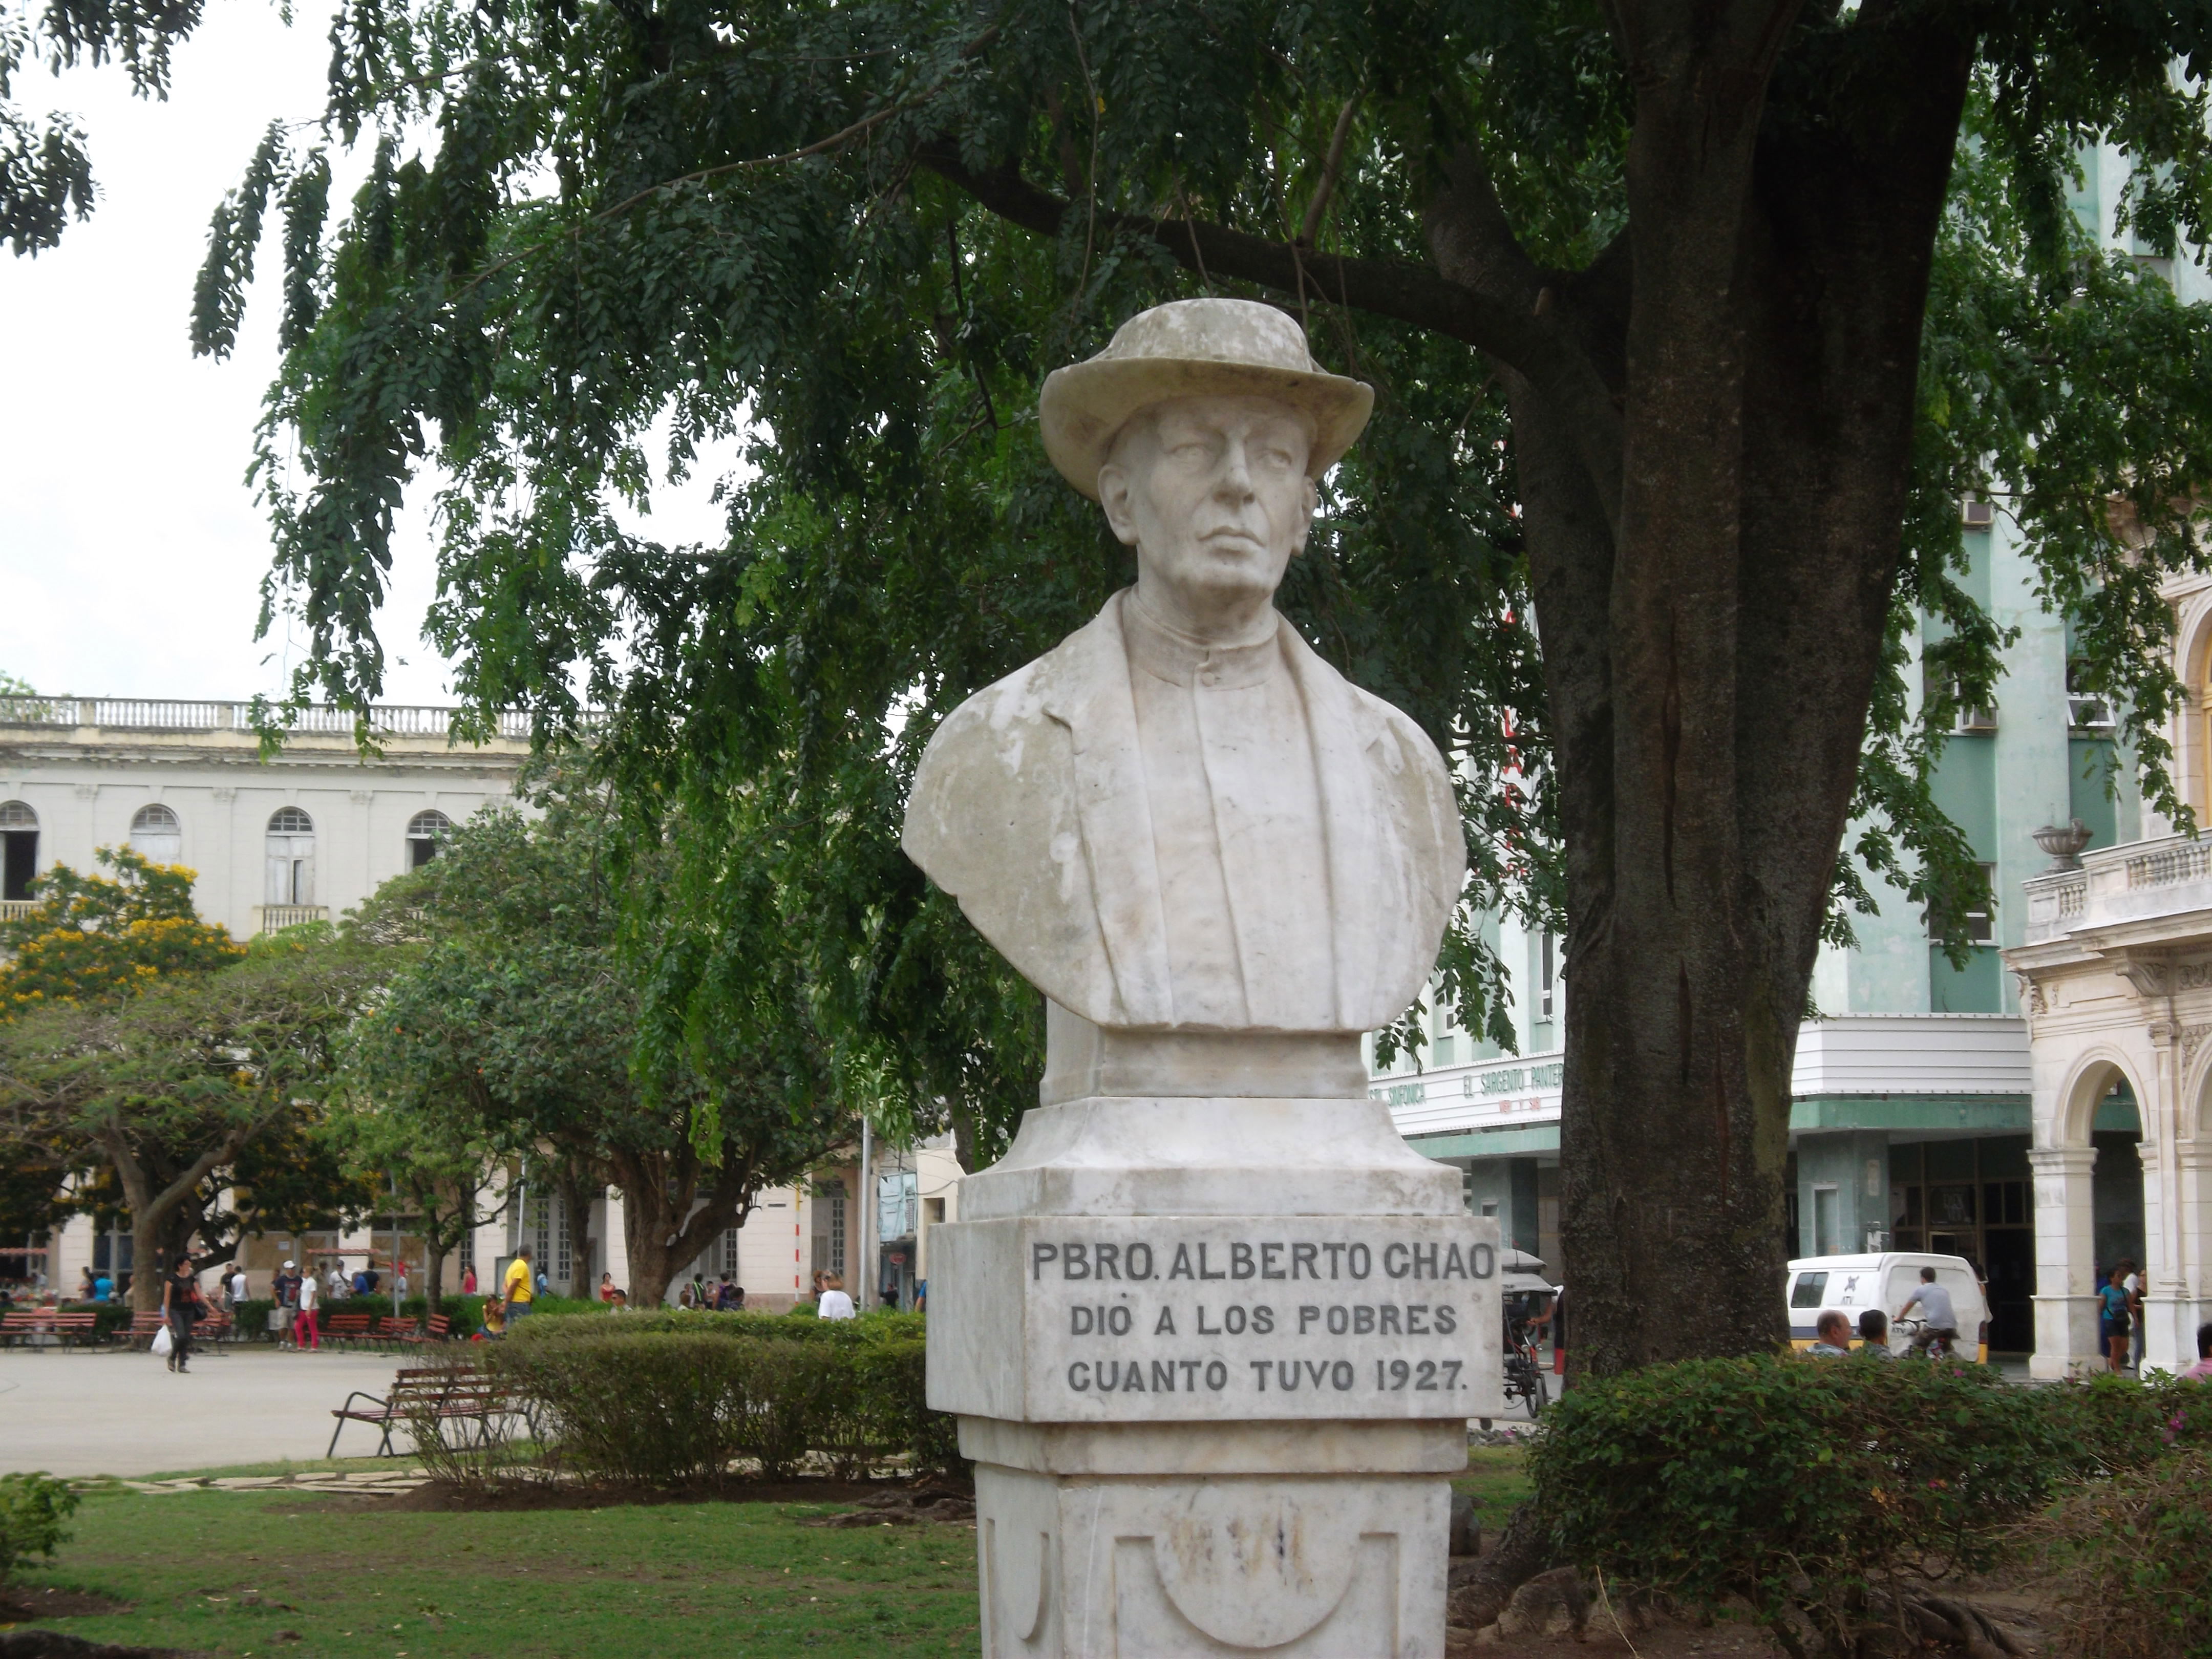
0,1345,410,1476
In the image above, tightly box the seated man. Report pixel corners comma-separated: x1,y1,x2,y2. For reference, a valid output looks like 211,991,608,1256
1807,1310,1854,1357
2182,1320,2212,1382
1894,1267,1960,1356
1857,1309,1898,1358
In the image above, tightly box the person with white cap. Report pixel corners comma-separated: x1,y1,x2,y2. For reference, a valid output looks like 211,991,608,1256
272,1259,302,1348
904,298,1461,1049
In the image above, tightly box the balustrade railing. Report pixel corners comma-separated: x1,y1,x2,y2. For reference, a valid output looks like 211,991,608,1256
253,905,330,933
0,899,38,924
0,695,558,741
2125,840,2212,889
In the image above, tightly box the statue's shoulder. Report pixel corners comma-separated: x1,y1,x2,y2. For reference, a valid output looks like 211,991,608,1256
903,604,1121,891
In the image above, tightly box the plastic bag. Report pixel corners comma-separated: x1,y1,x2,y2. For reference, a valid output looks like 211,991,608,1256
151,1322,173,1358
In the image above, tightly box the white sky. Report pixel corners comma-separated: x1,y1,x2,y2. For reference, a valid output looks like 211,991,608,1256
0,1,728,706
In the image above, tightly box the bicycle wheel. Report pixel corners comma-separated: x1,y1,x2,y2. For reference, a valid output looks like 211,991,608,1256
1525,1368,1548,1420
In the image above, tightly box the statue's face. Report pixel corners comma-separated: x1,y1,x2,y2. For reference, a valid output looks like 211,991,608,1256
1098,395,1317,620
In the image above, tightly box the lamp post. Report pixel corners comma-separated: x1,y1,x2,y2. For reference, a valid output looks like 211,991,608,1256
857,1117,873,1311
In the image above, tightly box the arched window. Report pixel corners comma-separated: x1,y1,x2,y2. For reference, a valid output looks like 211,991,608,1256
265,807,315,906
406,809,452,869
129,803,183,864
0,800,37,903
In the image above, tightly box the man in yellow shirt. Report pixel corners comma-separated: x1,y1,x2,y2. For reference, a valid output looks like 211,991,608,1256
502,1247,535,1323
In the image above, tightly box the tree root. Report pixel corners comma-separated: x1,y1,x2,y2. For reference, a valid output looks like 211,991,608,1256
1445,1500,1554,1631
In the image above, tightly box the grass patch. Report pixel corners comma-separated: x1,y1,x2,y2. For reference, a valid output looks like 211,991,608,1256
1452,1444,1532,1518
6,1482,980,1656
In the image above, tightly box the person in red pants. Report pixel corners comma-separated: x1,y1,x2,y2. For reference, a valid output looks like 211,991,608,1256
296,1264,321,1351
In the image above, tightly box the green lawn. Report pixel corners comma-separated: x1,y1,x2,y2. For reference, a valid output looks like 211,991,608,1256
11,1442,1532,1656
9,1484,981,1657
1453,1444,1534,1518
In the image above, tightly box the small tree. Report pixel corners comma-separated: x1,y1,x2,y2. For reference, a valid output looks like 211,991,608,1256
1,935,392,1309
347,771,854,1305
0,846,242,1015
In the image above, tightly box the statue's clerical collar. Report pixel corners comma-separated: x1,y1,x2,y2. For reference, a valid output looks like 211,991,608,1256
1121,590,1282,691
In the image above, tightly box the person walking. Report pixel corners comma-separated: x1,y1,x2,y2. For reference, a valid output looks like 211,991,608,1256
228,1265,250,1313
2098,1266,2133,1372
502,1247,536,1324
161,1257,205,1374
295,1262,321,1351
817,1273,856,1320
76,1266,95,1303
460,1264,477,1295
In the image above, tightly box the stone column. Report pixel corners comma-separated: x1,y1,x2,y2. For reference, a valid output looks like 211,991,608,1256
2029,1145,2102,1379
2176,1141,2212,1380
929,1087,1501,1658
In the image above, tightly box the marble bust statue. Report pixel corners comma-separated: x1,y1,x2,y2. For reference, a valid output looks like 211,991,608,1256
903,299,1463,1066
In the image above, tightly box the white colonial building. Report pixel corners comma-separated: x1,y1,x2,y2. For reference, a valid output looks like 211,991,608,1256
2008,572,2212,1378
0,694,534,938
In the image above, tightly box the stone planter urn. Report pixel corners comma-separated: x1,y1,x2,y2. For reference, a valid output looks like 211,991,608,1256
2032,819,2094,870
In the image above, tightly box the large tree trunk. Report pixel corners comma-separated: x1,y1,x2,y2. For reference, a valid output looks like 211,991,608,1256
555,1165,598,1301
1523,11,1974,1371
611,1143,759,1307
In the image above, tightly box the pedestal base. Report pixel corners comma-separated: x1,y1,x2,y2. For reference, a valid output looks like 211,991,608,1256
965,1418,1461,1658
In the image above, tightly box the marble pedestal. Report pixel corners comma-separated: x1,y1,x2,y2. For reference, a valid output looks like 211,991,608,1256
929,1090,1504,1658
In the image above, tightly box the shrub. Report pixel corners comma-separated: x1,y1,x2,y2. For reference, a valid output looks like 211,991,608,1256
1532,1354,2077,1653
2036,1371,2212,1473
487,1311,952,1485
2038,1449,2212,1659
0,1473,80,1583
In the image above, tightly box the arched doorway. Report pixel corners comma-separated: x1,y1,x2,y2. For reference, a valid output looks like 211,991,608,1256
2091,1077,2146,1299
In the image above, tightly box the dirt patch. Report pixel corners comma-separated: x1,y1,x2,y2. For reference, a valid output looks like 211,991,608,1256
798,1484,977,1527
371,1473,963,1513
0,1632,198,1658
0,1589,133,1622
1445,1612,1783,1655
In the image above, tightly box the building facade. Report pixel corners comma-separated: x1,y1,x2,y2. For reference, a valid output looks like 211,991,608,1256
0,694,533,939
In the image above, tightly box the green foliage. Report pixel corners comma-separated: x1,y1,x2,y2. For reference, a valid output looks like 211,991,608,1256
492,1312,952,1483
0,1472,79,1583
344,768,853,1303
0,934,392,1285
2040,1449,2212,1659
1,0,208,254
1531,1354,2083,1650
168,0,2212,1163
0,846,243,1015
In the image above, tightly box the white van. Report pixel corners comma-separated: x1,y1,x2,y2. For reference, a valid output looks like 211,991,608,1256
1785,1252,1990,1363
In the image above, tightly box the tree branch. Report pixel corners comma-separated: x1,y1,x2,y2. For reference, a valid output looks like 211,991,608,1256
922,144,1627,535
1423,146,1627,535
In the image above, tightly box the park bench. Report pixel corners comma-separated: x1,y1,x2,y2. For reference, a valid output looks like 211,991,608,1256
322,1312,375,1350
327,1365,518,1458
375,1315,422,1348
1,1310,99,1350
116,1310,228,1351
399,1314,454,1346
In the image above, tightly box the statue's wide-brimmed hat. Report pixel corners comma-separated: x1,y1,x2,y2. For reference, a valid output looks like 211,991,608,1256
1039,298,1374,500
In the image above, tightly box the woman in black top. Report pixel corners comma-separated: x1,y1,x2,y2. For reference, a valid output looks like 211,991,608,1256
162,1258,204,1374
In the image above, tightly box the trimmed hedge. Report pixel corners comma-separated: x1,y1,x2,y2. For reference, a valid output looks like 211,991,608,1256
1535,1355,2083,1647
489,1310,955,1484
1533,1356,2212,1654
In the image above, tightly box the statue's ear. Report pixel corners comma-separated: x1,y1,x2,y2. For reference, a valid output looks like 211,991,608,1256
1290,475,1319,558
1098,464,1141,547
